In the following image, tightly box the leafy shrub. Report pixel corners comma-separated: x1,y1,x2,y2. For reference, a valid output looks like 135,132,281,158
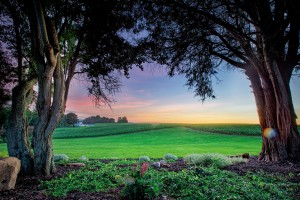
159,166,297,199
121,163,161,199
42,160,298,199
53,154,69,163
184,153,241,168
138,156,150,163
78,156,89,162
42,161,123,197
0,136,6,143
163,153,178,161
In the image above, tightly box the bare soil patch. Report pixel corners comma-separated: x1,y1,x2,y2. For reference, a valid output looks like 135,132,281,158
1,157,299,200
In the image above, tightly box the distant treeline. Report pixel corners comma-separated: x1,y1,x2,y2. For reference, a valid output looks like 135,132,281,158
82,115,115,124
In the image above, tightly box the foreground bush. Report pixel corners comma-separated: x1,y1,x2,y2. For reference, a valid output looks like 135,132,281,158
53,154,69,163
42,160,298,199
184,153,247,168
163,153,178,161
121,162,160,199
78,156,89,162
138,156,150,163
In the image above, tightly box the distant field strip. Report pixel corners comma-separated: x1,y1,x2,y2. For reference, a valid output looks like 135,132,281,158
53,123,267,139
184,124,262,136
185,124,300,136
53,123,178,139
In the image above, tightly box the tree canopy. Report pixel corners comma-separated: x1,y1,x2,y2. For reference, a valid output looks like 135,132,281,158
82,115,115,124
117,116,128,123
65,112,78,126
1,0,145,175
0,50,16,109
134,0,300,161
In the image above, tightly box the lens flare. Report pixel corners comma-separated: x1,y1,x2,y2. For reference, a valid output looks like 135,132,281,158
263,128,277,139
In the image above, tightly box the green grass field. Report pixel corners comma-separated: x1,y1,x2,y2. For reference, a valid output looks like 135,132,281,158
53,123,178,139
0,123,262,158
184,124,262,135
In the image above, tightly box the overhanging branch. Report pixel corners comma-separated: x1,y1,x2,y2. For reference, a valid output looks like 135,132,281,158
211,50,245,69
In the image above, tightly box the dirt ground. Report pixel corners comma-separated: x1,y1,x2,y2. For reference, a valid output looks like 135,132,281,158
1,157,299,200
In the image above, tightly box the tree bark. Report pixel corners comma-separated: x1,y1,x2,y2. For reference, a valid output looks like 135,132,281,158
6,79,36,174
246,61,300,162
32,54,65,175
31,0,65,175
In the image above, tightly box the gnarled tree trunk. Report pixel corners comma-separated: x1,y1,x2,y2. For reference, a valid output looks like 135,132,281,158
246,58,300,162
32,53,65,175
31,0,65,175
6,79,36,174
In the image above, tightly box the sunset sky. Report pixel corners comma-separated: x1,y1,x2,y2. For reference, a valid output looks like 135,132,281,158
66,65,300,124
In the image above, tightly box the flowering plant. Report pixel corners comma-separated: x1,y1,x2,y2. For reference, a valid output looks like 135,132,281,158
122,162,159,199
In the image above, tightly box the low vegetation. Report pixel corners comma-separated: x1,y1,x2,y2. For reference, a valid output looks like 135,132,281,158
184,153,247,169
53,154,69,163
138,156,151,163
41,159,299,199
163,153,178,161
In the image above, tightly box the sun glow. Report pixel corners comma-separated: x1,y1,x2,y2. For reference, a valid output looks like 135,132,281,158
66,67,300,125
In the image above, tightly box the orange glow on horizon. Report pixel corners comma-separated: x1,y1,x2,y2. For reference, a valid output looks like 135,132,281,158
66,67,300,125
66,97,261,124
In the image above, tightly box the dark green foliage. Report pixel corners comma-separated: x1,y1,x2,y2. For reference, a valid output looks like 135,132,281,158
82,115,115,124
42,160,300,199
0,50,15,109
57,115,69,128
134,1,219,101
0,107,10,143
117,116,128,123
0,107,10,130
121,162,159,199
76,0,145,105
42,161,129,197
65,112,78,126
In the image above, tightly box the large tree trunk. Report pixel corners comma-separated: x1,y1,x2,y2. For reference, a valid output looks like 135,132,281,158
30,0,65,175
6,79,36,174
246,60,300,162
32,55,65,175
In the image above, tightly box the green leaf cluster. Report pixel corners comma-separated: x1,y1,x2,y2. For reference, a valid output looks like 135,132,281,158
42,159,299,199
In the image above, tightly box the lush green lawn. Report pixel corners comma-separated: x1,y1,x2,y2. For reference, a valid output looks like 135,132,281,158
184,124,262,135
52,127,261,159
53,123,178,139
0,124,262,158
